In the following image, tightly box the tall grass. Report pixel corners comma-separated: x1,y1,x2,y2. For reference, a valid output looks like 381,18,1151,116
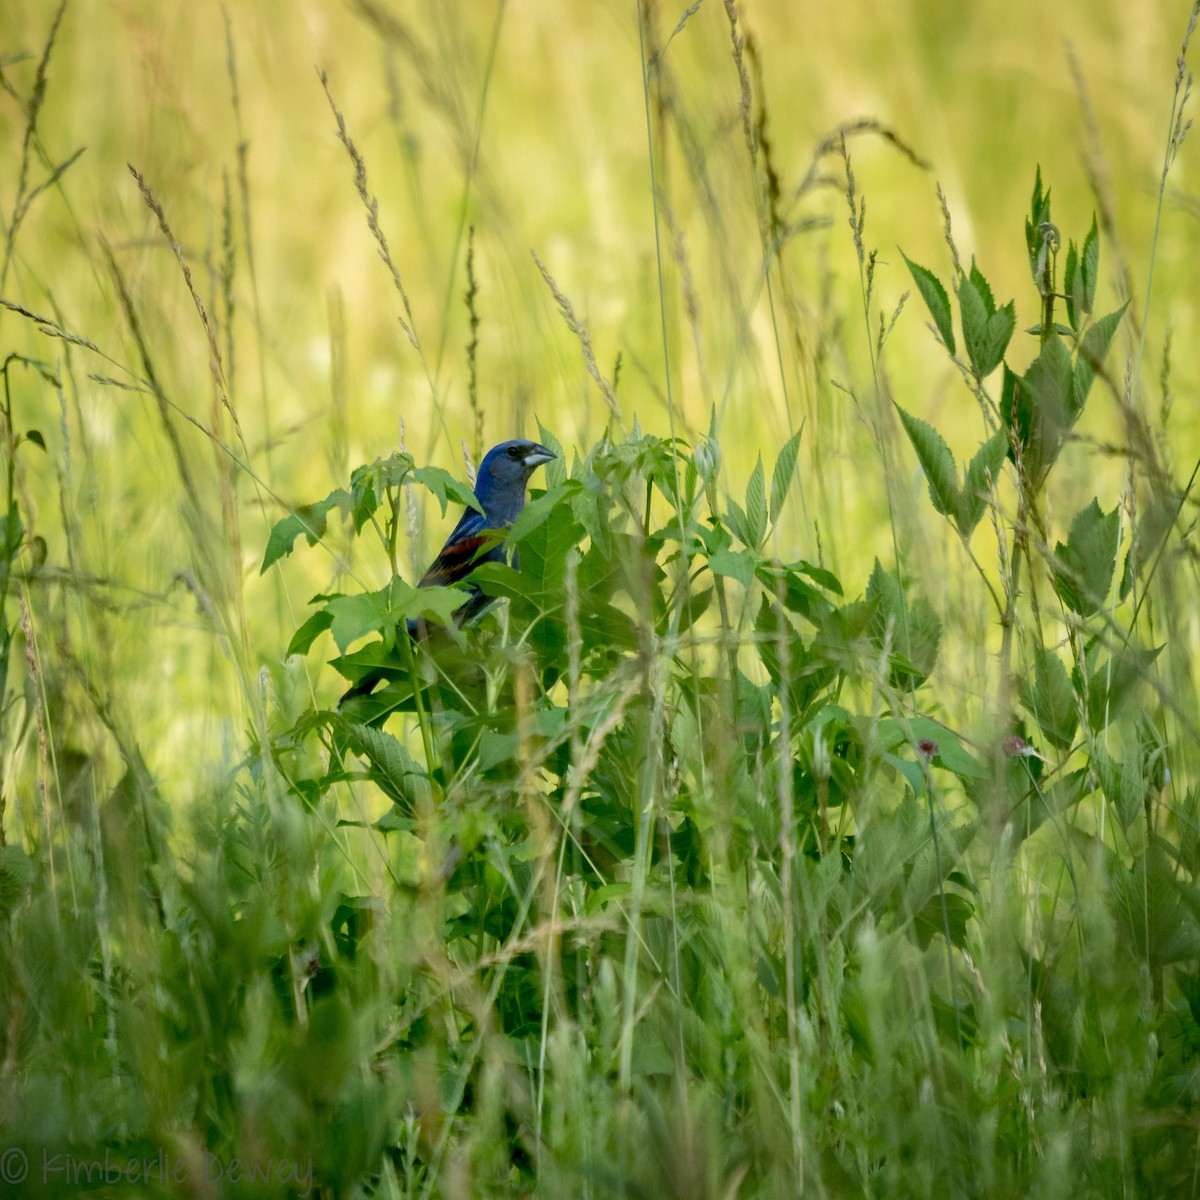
1,1,1200,1197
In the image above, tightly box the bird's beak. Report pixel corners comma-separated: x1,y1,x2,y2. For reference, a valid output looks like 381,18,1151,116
523,443,556,468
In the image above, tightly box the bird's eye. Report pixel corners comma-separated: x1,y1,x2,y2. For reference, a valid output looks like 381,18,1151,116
506,446,521,458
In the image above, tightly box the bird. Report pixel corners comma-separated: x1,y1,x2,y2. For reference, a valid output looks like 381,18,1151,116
340,438,556,701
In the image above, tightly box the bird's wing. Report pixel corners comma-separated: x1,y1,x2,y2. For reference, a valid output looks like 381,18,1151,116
418,510,504,588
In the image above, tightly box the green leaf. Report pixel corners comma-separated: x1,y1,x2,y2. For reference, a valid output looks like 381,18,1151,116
23,430,45,450
1063,238,1081,331
867,560,941,686
897,407,959,521
1019,647,1077,750
536,419,568,488
1080,215,1099,315
1120,491,1178,600
725,498,754,550
348,452,412,530
1021,335,1075,481
1052,498,1119,617
0,845,34,917
967,259,996,316
341,720,430,813
957,262,1015,377
509,481,581,544
287,609,334,657
261,497,336,572
1080,641,1162,731
1072,301,1128,419
1025,167,1052,283
960,427,1008,536
1112,845,1200,967
745,454,767,549
411,465,482,517
709,548,757,590
901,252,955,354
325,590,397,652
770,428,803,525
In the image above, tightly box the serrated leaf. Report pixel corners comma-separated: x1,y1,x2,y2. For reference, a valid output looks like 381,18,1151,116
968,259,996,316
1019,647,1077,750
1120,492,1178,600
867,560,940,686
1052,498,1119,617
1112,845,1200,966
1072,301,1128,419
956,272,990,372
726,498,753,550
709,548,757,590
901,252,955,353
1080,215,1099,315
261,497,336,572
960,427,1008,536
770,428,803,524
1081,642,1162,731
1021,336,1075,482
959,269,1014,377
341,720,430,812
326,590,398,652
1063,239,1081,331
1000,362,1031,462
411,465,482,517
536,419,568,487
897,407,959,520
509,481,581,544
745,454,767,549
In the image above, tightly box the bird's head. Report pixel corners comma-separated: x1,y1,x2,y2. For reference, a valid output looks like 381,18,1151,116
473,439,556,520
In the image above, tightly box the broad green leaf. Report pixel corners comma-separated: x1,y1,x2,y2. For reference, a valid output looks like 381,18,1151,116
867,560,941,686
411,465,482,517
1021,335,1075,481
1112,845,1200,966
0,846,33,917
1051,498,1119,617
1081,641,1162,731
508,481,581,544
725,498,754,550
960,427,1008,536
770,428,803,524
1071,301,1128,419
745,453,767,549
1092,744,1146,829
958,259,1014,377
901,252,955,353
968,259,996,316
1120,491,1178,599
261,497,336,572
1019,647,1077,750
897,407,958,521
536,419,568,487
326,590,398,652
956,271,990,368
349,452,413,530
287,609,334,657
341,720,430,812
709,548,757,590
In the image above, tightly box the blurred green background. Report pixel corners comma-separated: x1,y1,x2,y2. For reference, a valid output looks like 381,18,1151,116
1,0,1196,803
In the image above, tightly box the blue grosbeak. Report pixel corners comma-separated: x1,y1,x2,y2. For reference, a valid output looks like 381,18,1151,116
341,438,555,700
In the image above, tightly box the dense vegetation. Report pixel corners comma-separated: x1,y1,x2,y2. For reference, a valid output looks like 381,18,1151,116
2,2,1200,1196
